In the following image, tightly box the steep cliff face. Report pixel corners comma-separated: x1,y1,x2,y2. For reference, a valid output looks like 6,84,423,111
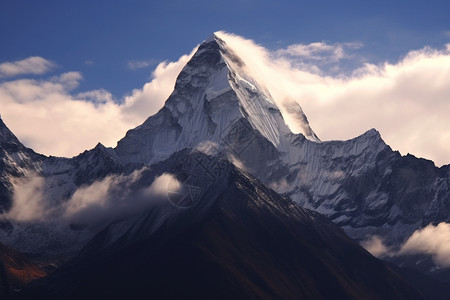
0,117,44,212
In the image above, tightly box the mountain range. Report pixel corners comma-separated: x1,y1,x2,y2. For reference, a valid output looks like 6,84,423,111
0,33,449,298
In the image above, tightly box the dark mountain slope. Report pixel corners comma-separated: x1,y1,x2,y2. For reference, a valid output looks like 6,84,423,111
22,150,424,300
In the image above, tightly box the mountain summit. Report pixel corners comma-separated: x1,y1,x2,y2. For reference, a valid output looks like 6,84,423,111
115,33,319,165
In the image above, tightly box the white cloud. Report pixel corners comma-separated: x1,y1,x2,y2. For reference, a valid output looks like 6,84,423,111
77,89,114,104
361,235,391,258
271,41,364,76
0,75,131,156
1,169,180,225
146,172,180,197
64,171,180,224
276,41,362,63
361,224,450,269
0,56,55,78
0,48,196,157
2,176,48,222
53,71,82,90
215,31,450,166
399,222,450,268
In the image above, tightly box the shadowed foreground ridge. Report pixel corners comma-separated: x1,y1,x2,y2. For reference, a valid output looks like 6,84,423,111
22,151,423,299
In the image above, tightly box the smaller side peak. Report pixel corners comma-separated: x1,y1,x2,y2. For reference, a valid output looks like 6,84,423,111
363,128,381,138
93,142,119,160
355,128,387,146
94,142,106,150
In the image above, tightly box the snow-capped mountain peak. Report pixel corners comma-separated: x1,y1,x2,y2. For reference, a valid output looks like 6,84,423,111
115,33,318,165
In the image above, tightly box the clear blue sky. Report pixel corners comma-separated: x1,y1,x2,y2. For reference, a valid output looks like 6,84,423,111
2,0,450,98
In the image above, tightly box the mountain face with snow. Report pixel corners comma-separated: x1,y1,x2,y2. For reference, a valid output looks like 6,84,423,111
0,32,449,283
115,35,318,169
115,34,450,249
0,118,125,254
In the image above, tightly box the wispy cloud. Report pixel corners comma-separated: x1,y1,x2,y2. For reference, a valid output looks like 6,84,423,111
0,56,55,78
127,59,158,70
362,223,450,269
3,175,48,222
271,41,364,75
1,170,180,225
361,235,391,258
64,171,178,224
399,222,450,268
276,41,362,62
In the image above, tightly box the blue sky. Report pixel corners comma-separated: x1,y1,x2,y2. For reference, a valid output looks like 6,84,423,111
1,0,450,165
2,0,450,97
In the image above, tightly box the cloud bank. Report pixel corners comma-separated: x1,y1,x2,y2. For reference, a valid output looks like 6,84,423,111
215,31,450,166
1,32,449,166
65,171,178,224
0,48,196,157
1,171,180,225
399,222,450,268
361,223,450,269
